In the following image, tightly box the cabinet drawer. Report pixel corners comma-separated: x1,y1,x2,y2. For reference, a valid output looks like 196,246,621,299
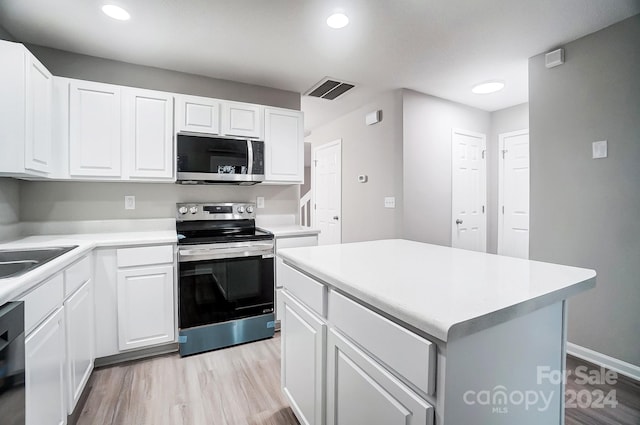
116,245,173,268
21,273,64,334
276,235,318,251
277,262,326,317
64,254,91,297
328,290,436,396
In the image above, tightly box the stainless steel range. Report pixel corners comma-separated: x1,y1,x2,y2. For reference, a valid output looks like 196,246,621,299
176,202,275,356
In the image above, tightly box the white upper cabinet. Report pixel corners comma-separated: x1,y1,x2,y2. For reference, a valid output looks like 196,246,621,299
265,108,304,183
0,40,53,177
221,101,263,139
69,80,122,177
25,55,53,174
176,94,220,135
122,88,174,180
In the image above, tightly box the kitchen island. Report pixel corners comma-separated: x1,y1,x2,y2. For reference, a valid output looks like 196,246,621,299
277,239,596,425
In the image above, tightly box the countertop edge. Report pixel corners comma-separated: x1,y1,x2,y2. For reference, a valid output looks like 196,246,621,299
280,251,597,343
0,232,178,305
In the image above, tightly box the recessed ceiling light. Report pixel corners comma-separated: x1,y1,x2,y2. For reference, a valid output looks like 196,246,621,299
327,13,349,29
102,4,130,21
472,81,505,94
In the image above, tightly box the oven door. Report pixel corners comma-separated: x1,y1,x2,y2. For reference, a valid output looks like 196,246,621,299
178,242,274,329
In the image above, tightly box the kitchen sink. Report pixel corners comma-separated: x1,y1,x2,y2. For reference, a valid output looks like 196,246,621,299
0,246,78,279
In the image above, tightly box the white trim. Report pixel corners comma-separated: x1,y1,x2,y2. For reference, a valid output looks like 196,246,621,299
311,139,342,238
451,128,487,252
567,342,640,382
497,128,529,256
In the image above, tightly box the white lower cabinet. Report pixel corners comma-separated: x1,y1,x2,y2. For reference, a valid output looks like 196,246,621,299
25,307,66,425
281,290,326,425
65,279,94,413
326,328,434,425
117,264,175,351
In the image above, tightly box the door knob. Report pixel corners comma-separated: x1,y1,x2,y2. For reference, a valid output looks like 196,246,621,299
333,216,339,221
455,219,463,225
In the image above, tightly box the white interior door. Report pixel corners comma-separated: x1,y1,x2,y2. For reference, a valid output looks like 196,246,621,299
451,129,487,252
498,129,530,259
312,140,342,245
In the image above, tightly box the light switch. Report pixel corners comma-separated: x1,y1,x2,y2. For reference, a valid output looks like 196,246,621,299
124,195,135,210
384,197,395,208
592,140,607,159
256,197,265,209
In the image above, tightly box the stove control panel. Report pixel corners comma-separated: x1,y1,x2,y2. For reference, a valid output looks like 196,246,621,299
176,202,257,221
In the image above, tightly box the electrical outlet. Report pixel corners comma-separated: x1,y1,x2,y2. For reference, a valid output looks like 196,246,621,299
384,197,395,208
124,195,135,210
256,197,265,209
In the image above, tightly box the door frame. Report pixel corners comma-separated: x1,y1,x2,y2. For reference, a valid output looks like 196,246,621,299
497,128,529,256
451,128,487,252
311,139,342,242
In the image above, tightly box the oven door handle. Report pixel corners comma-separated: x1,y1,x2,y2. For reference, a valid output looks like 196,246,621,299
178,244,274,262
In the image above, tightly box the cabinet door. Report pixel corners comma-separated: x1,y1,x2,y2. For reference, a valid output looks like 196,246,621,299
123,88,174,179
265,108,303,182
25,54,53,174
221,102,263,139
117,265,175,351
25,308,66,425
326,328,434,425
281,291,326,425
65,279,94,414
69,80,121,177
176,94,220,134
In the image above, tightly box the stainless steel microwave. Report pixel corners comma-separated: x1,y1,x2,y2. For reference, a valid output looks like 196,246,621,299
176,133,264,185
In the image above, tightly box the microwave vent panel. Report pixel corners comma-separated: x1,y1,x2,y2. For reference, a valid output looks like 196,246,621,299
305,77,355,100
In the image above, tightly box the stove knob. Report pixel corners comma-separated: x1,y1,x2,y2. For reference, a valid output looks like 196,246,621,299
178,206,188,215
189,206,198,214
237,206,245,214
246,205,254,214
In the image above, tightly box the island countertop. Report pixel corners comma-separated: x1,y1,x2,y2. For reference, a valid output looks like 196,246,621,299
278,239,596,342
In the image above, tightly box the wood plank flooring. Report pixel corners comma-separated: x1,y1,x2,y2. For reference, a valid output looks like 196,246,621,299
77,334,639,425
565,356,640,425
76,335,298,425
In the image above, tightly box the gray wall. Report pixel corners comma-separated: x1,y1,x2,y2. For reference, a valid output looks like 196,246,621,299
25,44,300,109
402,89,491,246
19,181,299,222
0,23,14,41
529,15,640,366
0,178,20,240
487,103,529,253
311,91,403,243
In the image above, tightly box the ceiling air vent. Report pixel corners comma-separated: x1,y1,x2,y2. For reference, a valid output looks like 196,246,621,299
305,77,355,100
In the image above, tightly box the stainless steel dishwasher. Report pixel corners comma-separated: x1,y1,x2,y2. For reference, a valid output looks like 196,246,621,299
0,301,25,425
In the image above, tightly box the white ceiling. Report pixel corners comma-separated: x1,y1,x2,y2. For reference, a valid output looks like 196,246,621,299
1,0,638,132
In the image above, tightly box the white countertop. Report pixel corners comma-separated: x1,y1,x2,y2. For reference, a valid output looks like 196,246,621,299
259,225,320,238
0,231,177,305
278,239,596,342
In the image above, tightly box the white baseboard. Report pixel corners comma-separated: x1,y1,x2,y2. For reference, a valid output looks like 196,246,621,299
567,342,640,382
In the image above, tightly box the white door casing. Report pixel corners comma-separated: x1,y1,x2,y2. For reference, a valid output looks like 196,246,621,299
312,140,342,245
498,129,530,259
451,129,487,252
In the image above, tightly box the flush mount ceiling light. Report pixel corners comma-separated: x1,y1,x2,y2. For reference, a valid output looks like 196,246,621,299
102,4,131,21
471,81,505,94
327,13,349,29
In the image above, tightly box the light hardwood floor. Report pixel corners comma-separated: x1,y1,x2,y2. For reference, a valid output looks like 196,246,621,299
76,335,298,425
77,335,639,425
